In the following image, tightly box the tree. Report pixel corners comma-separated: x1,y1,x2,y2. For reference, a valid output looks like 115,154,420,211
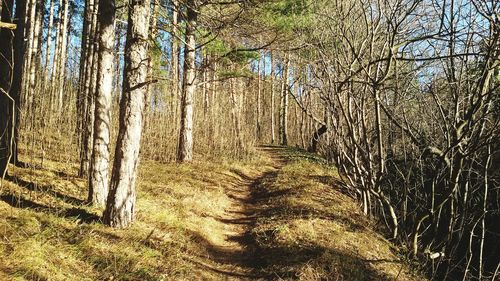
57,0,70,113
44,0,55,74
9,0,27,167
103,0,150,228
176,0,197,162
255,54,262,142
279,54,290,145
170,0,179,116
78,0,99,178
88,0,115,207
0,0,15,177
270,51,276,144
25,0,44,118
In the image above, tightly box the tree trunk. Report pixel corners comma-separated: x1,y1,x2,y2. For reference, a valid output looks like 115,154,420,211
22,0,36,108
373,86,384,191
56,0,69,114
230,78,244,152
113,21,122,99
103,0,150,228
144,0,158,126
176,0,197,162
49,0,63,113
26,0,43,118
0,0,14,176
280,55,290,146
256,55,262,142
202,52,209,116
44,0,54,72
9,0,27,166
79,0,99,177
88,0,115,207
77,0,92,138
270,51,275,144
22,0,38,114
170,0,179,117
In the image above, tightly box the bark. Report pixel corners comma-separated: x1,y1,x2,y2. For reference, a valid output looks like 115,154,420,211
280,55,290,146
144,0,158,124
373,86,384,191
256,56,262,141
9,0,27,166
26,0,43,115
209,60,217,149
0,0,14,176
113,21,121,98
77,0,92,137
170,0,179,116
22,0,36,105
44,0,54,72
56,0,69,113
88,0,115,207
49,0,63,112
30,0,43,127
103,0,150,228
270,51,275,144
79,0,99,177
230,78,244,152
176,0,197,162
202,53,209,115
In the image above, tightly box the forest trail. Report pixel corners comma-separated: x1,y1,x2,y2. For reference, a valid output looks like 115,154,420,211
200,146,287,280
190,146,424,280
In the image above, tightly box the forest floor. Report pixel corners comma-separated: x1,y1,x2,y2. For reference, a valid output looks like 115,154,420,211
0,143,425,280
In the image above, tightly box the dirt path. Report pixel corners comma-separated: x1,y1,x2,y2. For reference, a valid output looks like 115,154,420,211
205,147,286,280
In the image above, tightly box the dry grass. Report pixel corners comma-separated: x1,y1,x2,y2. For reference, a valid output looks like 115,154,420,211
251,147,424,280
0,143,273,280
0,143,424,280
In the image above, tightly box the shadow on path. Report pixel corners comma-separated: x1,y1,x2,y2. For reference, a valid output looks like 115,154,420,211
187,146,290,280
191,146,402,280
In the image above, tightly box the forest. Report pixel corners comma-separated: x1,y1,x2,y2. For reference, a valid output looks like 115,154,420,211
0,0,499,280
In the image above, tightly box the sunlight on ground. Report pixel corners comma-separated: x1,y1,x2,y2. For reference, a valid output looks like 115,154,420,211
0,148,272,280
0,145,424,280
251,148,424,280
